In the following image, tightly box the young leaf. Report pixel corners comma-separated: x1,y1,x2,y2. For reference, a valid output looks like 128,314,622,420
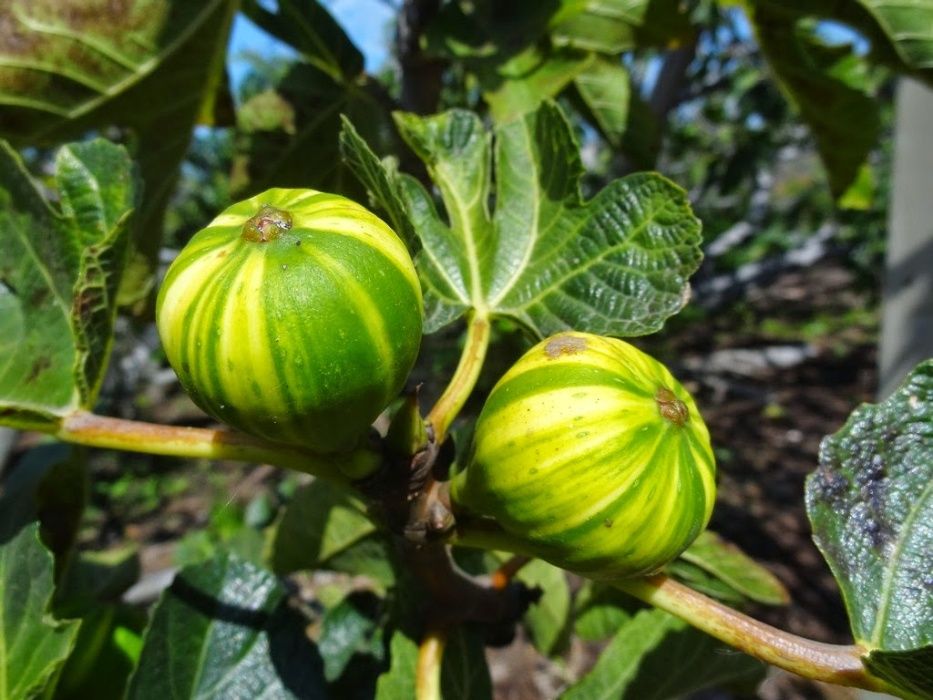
0,0,237,299
746,6,880,204
561,608,764,700
0,523,80,700
338,116,416,249
678,530,789,606
806,360,933,697
128,554,328,699
343,102,703,338
0,140,134,429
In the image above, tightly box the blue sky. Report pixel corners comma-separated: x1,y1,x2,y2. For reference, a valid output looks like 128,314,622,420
227,0,395,89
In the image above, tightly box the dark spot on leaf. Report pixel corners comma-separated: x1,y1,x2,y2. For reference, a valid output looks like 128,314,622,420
604,518,614,528
27,355,51,382
545,335,587,358
29,286,49,307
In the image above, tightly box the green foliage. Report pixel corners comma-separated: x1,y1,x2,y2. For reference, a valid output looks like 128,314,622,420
678,530,789,605
562,608,765,699
342,102,703,337
0,0,237,300
0,524,80,700
516,559,572,656
232,0,395,202
128,554,328,698
745,6,880,203
269,479,394,588
0,139,135,428
807,361,933,698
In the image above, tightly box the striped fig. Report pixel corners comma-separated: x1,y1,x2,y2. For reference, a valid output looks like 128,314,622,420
156,188,423,453
450,332,716,578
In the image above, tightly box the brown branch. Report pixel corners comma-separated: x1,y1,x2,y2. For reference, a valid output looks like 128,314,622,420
401,540,532,626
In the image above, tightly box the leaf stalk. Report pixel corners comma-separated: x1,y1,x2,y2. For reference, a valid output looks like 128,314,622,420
426,311,491,444
614,574,892,693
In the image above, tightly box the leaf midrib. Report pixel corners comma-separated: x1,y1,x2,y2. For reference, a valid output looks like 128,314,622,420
436,164,488,310
489,120,542,306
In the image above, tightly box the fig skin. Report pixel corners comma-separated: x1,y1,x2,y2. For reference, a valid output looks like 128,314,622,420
451,331,716,578
157,188,423,453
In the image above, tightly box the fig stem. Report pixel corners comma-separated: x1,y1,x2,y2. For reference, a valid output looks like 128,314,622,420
56,411,363,484
426,311,490,445
415,623,447,700
614,574,892,693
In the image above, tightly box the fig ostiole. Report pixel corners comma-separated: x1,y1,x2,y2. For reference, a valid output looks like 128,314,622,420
156,188,423,454
450,331,716,579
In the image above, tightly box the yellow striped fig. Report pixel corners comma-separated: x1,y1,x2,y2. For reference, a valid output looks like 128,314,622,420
450,332,716,578
156,188,423,453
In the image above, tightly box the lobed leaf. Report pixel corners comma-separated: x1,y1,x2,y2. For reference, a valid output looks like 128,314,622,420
128,554,328,698
0,140,135,429
806,360,933,695
342,101,703,339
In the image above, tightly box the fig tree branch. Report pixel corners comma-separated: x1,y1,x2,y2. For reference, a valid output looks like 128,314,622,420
614,574,893,694
55,411,371,484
